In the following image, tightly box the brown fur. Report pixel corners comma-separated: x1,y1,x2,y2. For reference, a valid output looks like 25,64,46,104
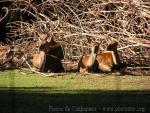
96,51,116,72
39,36,64,60
32,52,64,73
78,39,99,73
32,51,46,72
96,42,121,72
32,34,64,73
78,55,99,73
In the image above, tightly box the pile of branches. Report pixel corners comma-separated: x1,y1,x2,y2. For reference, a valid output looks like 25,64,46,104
0,0,150,74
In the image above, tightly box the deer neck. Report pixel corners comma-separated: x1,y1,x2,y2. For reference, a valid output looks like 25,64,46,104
111,51,117,65
113,49,121,65
86,51,96,68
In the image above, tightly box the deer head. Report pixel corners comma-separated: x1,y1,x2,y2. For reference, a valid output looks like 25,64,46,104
38,33,64,60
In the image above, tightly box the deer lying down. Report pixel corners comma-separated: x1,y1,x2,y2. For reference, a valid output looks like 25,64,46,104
0,51,27,70
96,42,121,72
32,33,64,73
32,51,64,73
77,38,99,73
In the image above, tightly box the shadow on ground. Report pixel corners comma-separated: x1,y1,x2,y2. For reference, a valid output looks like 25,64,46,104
0,87,149,113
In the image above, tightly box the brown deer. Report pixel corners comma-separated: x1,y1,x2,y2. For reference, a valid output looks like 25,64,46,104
77,38,99,73
0,49,27,70
32,33,64,72
39,34,64,60
43,55,64,73
96,41,121,72
32,51,46,72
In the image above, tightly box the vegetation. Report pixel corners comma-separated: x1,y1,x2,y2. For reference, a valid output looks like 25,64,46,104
0,0,150,71
0,70,150,91
0,0,150,112
0,70,150,113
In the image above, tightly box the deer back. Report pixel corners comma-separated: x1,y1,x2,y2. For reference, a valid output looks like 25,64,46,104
96,52,116,72
32,51,46,72
96,41,121,72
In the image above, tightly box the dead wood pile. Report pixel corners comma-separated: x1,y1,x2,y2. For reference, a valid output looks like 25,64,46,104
0,0,150,75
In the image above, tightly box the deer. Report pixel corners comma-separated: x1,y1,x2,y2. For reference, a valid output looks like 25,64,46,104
96,41,121,72
77,38,99,73
32,33,64,72
0,47,27,70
